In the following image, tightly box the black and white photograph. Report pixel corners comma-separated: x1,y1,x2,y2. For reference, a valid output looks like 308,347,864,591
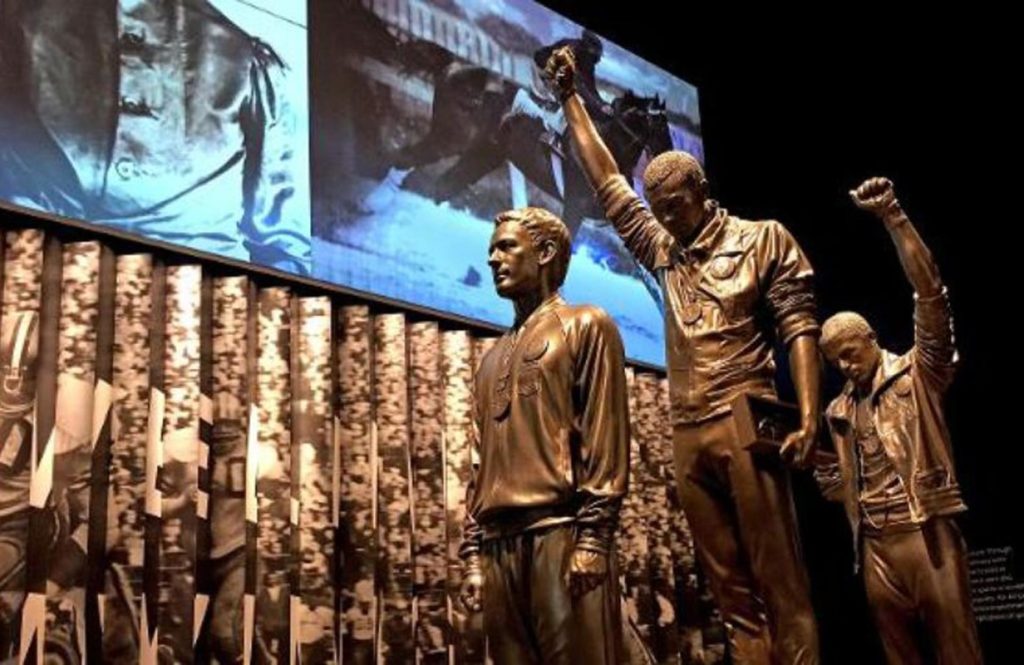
0,0,311,275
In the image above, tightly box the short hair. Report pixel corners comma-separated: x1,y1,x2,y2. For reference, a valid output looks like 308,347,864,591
643,150,706,197
821,311,875,352
494,207,572,288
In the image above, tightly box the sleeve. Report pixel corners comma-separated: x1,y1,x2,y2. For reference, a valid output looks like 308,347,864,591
596,175,673,274
239,39,312,276
457,382,484,566
571,307,630,555
912,286,957,392
759,221,820,344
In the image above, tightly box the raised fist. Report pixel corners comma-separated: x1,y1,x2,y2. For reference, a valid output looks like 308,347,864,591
544,46,577,101
850,177,899,217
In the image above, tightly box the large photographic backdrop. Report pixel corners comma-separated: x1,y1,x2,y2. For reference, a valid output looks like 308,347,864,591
0,0,703,366
310,0,703,366
0,0,311,275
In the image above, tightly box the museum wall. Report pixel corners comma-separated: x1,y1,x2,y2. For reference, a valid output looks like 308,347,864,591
0,218,723,664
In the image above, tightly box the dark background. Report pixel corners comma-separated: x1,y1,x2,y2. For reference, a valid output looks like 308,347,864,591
540,4,1016,663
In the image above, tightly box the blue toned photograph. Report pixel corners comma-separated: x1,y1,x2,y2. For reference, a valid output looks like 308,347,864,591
0,0,311,276
311,0,703,366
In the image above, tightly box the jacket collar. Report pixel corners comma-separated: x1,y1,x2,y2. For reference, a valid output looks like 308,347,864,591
827,349,911,424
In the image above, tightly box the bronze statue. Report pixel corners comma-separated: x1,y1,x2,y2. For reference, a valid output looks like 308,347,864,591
815,177,983,665
458,207,630,664
547,47,822,665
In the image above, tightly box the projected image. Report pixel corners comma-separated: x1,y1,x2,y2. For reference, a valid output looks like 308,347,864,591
311,0,703,366
0,0,311,275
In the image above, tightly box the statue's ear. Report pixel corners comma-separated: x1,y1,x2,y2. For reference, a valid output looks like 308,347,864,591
538,239,558,267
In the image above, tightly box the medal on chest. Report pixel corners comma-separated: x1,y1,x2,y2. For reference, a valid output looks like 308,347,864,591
709,255,737,280
681,301,702,326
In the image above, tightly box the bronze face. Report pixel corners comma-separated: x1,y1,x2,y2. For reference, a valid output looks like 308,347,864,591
822,332,881,391
488,221,542,300
646,181,707,243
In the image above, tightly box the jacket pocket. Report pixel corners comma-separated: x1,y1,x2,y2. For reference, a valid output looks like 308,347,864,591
913,466,950,492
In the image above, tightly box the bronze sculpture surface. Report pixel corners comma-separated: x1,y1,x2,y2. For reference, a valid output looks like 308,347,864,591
459,207,630,664
547,46,822,665
816,177,983,665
